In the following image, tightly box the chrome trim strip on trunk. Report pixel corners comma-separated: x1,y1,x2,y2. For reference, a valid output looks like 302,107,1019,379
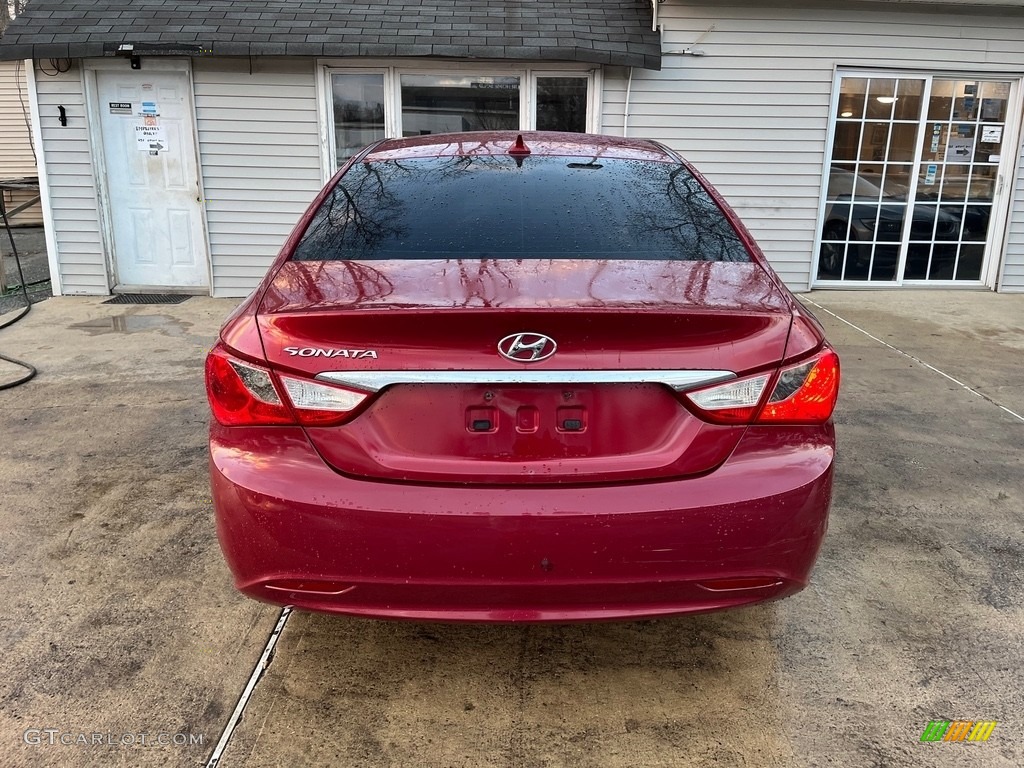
317,370,736,392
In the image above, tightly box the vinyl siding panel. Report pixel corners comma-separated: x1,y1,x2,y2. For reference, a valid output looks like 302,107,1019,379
604,1,1024,291
192,57,322,298
0,60,42,225
34,62,107,295
1002,132,1024,291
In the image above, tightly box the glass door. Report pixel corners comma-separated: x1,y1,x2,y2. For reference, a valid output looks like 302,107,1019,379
907,79,1010,282
819,76,923,282
817,74,1014,286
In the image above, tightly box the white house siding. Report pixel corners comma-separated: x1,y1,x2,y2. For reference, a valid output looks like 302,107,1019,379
192,57,323,298
33,62,107,294
602,1,1024,291
0,60,42,225
1005,132,1024,291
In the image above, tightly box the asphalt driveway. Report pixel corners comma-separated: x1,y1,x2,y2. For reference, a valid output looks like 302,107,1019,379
0,289,1020,767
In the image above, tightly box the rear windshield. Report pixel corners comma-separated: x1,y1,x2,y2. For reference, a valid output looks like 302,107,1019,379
291,155,751,262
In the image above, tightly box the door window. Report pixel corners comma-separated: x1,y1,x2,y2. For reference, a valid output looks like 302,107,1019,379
908,80,1009,280
820,77,923,282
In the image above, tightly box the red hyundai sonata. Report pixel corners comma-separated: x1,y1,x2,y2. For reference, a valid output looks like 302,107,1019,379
206,131,839,622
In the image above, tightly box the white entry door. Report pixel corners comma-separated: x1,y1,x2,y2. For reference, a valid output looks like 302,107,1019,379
96,69,208,289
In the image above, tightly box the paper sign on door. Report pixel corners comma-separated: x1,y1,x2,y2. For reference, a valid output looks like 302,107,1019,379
945,138,973,162
981,125,1002,144
135,123,168,152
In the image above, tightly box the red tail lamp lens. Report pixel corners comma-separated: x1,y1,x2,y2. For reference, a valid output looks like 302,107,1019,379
758,348,840,424
205,344,293,426
205,344,372,427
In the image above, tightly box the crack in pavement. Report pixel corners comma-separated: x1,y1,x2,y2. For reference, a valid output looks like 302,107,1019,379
800,296,1024,424
205,607,292,768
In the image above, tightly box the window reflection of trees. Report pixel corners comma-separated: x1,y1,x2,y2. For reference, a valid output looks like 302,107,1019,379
292,161,407,261
288,261,396,305
467,96,519,131
454,258,515,307
293,155,751,264
273,141,778,309
626,166,750,263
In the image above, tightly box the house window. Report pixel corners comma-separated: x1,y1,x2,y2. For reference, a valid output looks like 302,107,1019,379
400,74,521,135
330,72,387,167
535,76,589,133
324,65,595,167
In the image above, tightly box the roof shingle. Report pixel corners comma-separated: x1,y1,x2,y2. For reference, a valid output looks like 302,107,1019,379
0,0,661,69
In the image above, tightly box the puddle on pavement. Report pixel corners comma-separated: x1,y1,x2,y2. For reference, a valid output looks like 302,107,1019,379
70,314,191,337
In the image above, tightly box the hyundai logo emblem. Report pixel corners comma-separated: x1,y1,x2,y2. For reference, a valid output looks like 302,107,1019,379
497,332,557,363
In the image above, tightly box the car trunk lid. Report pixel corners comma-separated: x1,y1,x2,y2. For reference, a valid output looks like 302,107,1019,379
257,258,792,485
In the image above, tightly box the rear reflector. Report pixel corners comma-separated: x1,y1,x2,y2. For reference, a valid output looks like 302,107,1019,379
264,579,356,596
696,577,783,592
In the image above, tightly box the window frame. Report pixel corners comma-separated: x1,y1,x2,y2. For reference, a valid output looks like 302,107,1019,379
322,68,391,171
316,60,599,181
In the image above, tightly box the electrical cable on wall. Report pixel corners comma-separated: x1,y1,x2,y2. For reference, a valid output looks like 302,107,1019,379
37,58,72,77
0,193,38,390
14,59,37,163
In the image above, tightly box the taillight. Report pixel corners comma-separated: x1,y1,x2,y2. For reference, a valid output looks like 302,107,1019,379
205,343,370,427
684,373,771,424
205,344,293,426
758,348,840,424
683,347,839,425
278,375,369,426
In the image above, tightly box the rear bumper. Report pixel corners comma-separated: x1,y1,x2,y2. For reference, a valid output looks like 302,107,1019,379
210,423,834,622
